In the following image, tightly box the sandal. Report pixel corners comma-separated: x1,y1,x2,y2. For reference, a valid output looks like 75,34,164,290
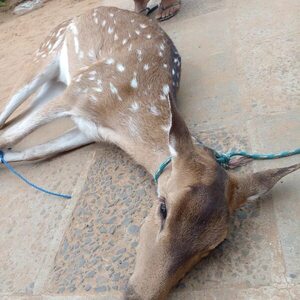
138,4,158,16
156,1,181,22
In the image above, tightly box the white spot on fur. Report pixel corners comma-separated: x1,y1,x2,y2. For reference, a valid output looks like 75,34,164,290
160,43,165,51
130,73,138,89
160,94,167,101
136,49,142,62
128,44,132,51
162,84,169,95
116,63,125,72
163,64,168,68
146,34,151,39
88,71,96,80
149,105,160,116
108,27,114,34
109,13,114,17
110,82,118,94
139,23,147,28
114,33,119,41
74,74,82,82
159,51,163,57
135,30,140,35
102,20,107,27
90,95,98,102
105,58,115,65
93,87,103,93
172,69,175,75
131,19,135,23
109,83,122,101
69,22,78,35
88,49,96,60
143,64,149,71
122,38,128,45
129,102,139,112
94,17,99,24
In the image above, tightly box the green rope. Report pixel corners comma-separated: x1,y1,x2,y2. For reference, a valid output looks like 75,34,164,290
153,147,300,183
215,148,300,168
153,156,172,183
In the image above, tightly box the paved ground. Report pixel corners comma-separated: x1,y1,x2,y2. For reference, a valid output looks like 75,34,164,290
0,0,299,299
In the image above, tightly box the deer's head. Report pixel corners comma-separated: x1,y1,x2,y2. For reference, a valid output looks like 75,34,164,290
125,105,299,300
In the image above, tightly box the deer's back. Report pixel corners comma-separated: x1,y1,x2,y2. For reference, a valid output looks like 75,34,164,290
35,7,181,156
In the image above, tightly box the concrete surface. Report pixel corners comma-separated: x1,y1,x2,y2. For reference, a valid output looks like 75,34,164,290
0,0,299,299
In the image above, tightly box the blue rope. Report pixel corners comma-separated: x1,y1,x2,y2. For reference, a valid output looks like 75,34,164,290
215,148,300,168
0,151,71,199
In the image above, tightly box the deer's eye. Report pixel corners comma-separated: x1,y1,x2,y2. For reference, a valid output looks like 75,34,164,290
159,202,167,219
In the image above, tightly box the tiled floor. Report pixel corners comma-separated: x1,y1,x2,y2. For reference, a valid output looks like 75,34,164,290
0,0,299,299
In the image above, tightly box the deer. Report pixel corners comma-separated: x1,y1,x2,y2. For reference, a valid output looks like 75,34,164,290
0,6,299,300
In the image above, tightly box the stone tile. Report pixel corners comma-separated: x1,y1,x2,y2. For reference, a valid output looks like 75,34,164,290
45,144,155,295
1,297,43,300
43,295,122,300
234,34,300,115
172,286,291,300
163,9,232,59
1,296,121,300
188,122,251,157
0,120,96,294
247,113,300,284
230,0,299,44
290,285,300,299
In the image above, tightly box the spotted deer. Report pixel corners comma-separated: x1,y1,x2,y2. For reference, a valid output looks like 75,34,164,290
0,6,299,300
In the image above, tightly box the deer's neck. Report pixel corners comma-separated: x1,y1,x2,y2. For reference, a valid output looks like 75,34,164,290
129,142,171,176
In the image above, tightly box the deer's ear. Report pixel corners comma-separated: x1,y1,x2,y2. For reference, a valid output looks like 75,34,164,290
228,163,300,213
168,100,193,157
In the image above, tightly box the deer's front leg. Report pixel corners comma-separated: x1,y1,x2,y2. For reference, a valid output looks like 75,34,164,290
3,128,93,162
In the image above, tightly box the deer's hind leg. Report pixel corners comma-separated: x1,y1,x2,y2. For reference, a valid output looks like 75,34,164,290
3,128,93,162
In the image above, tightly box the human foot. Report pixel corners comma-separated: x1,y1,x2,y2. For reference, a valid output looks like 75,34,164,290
134,0,149,14
156,0,181,21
